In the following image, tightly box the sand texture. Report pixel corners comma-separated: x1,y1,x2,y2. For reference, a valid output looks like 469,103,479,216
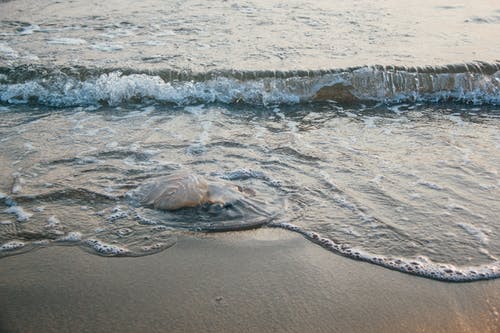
1,229,499,333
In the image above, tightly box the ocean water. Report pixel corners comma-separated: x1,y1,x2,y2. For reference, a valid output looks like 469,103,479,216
1,0,499,282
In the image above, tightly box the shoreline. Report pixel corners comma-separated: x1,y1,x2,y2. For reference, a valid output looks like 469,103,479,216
1,228,499,333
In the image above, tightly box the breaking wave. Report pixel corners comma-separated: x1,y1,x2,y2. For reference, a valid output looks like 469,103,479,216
0,62,499,107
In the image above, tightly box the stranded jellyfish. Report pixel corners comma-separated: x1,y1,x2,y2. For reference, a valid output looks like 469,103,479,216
133,173,274,231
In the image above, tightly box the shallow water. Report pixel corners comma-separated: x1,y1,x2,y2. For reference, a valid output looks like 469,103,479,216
1,0,500,281
1,0,499,70
1,103,499,280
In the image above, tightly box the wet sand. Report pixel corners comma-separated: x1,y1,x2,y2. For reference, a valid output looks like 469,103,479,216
1,228,499,333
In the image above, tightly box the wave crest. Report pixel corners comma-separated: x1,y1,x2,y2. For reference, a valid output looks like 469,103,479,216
0,62,499,107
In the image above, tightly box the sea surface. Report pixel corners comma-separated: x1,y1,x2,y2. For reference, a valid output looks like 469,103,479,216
1,0,500,282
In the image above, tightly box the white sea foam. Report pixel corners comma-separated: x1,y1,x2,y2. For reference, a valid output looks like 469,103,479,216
0,240,25,252
4,206,32,222
84,239,129,256
45,215,60,228
58,232,82,242
270,222,500,282
1,66,497,107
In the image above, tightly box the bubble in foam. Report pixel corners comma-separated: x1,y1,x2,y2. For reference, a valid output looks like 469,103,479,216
133,212,159,225
83,239,129,256
117,228,133,236
105,206,129,221
58,232,83,242
0,240,25,252
269,222,500,282
142,242,170,253
151,225,174,232
1,65,499,107
106,210,129,221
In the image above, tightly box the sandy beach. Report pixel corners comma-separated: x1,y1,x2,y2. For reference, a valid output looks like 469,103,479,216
1,0,500,331
1,228,499,333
